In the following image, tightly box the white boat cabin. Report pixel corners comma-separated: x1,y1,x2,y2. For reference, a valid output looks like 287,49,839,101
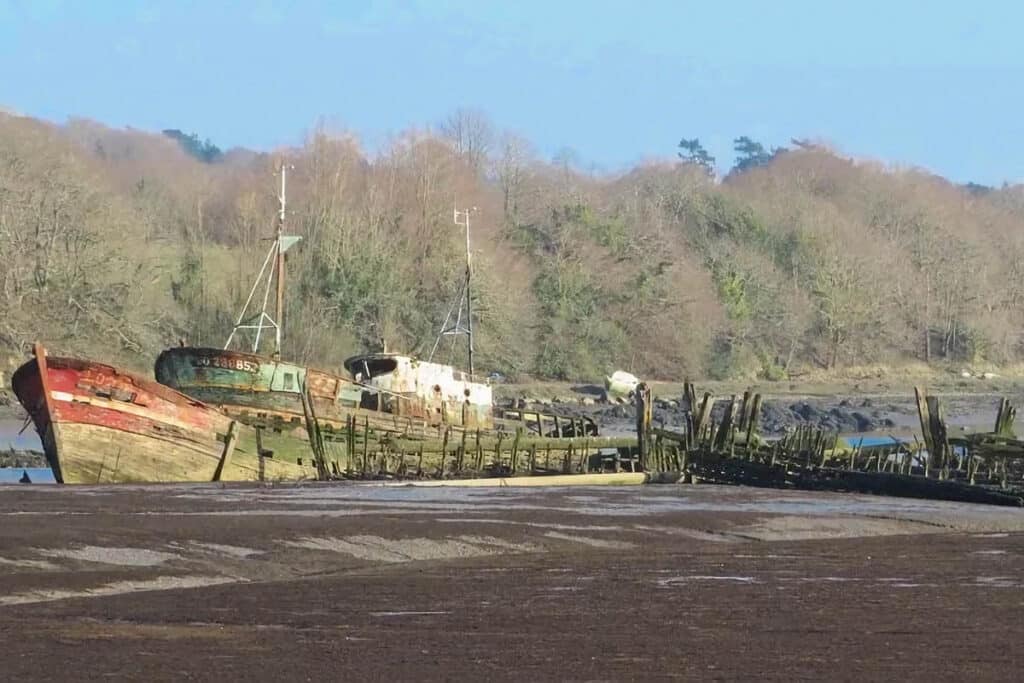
344,353,494,429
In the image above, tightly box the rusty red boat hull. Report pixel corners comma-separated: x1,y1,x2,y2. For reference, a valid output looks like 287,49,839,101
11,345,239,484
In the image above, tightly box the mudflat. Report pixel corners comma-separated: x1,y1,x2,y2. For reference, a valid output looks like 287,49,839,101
1,483,1023,681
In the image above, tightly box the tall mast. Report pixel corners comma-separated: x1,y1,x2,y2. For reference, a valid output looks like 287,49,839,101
428,205,476,376
461,206,474,377
223,161,300,356
274,163,287,359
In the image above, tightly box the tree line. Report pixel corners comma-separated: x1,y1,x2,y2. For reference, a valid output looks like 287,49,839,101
0,109,1021,381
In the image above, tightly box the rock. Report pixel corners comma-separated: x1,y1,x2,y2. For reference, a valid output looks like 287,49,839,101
792,402,820,421
581,397,596,406
850,411,878,432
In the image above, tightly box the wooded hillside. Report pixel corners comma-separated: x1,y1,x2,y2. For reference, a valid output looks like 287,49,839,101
2,110,1022,381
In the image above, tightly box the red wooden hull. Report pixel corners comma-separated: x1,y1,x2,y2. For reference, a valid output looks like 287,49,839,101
11,346,237,484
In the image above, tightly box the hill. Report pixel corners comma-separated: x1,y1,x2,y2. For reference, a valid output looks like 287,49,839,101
1,111,1022,382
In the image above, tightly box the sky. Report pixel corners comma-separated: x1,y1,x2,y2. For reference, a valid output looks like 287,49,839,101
1,0,1023,184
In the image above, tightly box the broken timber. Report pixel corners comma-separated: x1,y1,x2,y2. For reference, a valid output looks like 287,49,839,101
203,372,1024,506
649,381,1024,507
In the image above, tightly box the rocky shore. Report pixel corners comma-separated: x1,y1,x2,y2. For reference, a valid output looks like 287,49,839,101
0,447,47,469
507,385,1017,438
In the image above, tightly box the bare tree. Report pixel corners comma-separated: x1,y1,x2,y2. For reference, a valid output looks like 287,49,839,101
439,108,494,172
494,131,534,225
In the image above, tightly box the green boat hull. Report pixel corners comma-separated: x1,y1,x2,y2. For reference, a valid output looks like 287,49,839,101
155,346,364,423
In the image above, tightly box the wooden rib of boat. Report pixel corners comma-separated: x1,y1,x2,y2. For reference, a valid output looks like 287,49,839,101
11,343,318,484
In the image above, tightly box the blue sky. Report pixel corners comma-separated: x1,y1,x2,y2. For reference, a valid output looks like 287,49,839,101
1,0,1022,184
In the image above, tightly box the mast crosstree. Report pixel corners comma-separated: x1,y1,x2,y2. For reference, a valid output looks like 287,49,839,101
224,162,302,358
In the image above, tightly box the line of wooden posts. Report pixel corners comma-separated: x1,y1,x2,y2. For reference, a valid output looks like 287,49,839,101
297,383,637,479
293,379,1024,506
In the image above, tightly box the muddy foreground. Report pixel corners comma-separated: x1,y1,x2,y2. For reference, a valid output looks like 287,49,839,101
1,483,1023,681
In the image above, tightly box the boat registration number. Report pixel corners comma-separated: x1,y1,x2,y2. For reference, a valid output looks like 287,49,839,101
192,356,260,373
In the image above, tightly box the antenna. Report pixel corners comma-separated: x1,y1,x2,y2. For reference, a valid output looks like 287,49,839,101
429,205,476,376
224,161,302,357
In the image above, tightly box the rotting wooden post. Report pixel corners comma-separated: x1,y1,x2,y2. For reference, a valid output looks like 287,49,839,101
739,390,751,433
745,394,762,448
635,383,653,470
362,416,371,475
715,397,736,453
255,425,266,458
459,428,468,473
994,398,1016,437
212,421,239,482
440,428,451,476
914,387,935,473
925,395,952,479
495,432,505,472
475,429,483,471
299,383,330,480
346,416,355,474
683,412,694,450
694,393,712,440
511,427,522,474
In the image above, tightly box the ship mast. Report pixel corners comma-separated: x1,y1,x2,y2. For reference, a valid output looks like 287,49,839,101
274,164,287,359
224,161,301,357
429,205,475,376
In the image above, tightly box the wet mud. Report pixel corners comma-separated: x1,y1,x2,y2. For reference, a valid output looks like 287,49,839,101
1,483,1023,680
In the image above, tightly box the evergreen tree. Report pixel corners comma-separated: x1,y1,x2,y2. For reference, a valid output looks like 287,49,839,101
677,137,715,175
731,136,773,174
162,129,223,163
